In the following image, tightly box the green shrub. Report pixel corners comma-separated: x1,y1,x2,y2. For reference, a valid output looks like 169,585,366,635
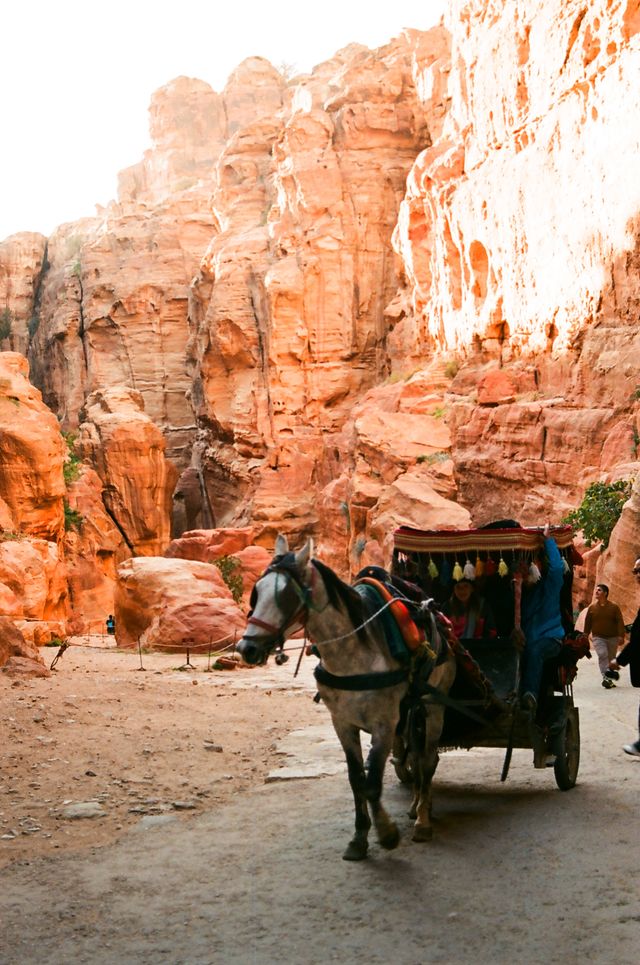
444,359,460,379
64,502,84,531
0,530,25,542
417,450,449,465
214,555,243,604
62,432,82,485
45,636,66,648
562,479,633,548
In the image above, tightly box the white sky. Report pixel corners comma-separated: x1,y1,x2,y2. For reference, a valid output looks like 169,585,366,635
1,0,448,242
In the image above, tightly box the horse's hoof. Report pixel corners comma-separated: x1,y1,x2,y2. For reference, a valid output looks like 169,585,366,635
412,825,433,843
407,806,417,821
379,824,400,851
343,840,368,861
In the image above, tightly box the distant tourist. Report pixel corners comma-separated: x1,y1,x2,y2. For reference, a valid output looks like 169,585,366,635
609,558,640,757
584,584,625,689
106,614,116,635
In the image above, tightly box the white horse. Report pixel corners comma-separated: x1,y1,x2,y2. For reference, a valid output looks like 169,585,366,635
237,535,456,859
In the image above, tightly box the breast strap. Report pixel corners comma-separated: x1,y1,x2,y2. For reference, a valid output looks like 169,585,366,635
314,663,409,691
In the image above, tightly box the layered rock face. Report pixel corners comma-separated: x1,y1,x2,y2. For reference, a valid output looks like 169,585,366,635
0,353,68,638
75,387,177,556
0,353,65,541
0,233,47,356
187,31,453,549
390,0,640,535
26,78,221,466
5,4,640,615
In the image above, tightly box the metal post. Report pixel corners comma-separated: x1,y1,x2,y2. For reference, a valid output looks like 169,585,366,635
136,636,146,671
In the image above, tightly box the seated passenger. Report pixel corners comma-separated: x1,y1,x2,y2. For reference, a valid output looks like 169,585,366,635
443,578,497,640
519,524,565,714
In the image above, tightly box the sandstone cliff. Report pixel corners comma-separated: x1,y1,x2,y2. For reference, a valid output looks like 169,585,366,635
2,3,640,627
394,0,640,529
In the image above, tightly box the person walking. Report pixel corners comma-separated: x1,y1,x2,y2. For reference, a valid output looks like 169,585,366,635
584,584,625,688
610,558,640,757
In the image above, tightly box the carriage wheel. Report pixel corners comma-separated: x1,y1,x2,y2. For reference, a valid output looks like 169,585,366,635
392,734,414,785
553,707,580,790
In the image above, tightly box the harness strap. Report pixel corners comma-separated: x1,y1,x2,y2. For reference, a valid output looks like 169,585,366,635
419,682,494,725
314,664,409,691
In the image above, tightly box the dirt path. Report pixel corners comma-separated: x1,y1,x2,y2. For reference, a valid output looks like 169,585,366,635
1,646,639,964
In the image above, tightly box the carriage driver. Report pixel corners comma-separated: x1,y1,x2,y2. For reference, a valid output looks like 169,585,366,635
519,524,566,714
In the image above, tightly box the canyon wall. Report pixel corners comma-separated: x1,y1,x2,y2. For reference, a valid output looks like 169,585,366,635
393,0,640,528
2,1,640,630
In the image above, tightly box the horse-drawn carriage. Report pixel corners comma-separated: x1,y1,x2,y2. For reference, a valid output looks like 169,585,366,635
238,524,588,860
390,523,586,791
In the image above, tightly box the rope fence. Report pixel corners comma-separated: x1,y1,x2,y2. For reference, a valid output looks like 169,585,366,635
49,588,432,673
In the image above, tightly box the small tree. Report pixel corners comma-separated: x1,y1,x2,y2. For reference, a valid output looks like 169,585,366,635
214,555,243,604
562,479,633,548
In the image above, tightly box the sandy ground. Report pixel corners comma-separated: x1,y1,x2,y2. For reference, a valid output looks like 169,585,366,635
0,638,322,869
2,641,640,964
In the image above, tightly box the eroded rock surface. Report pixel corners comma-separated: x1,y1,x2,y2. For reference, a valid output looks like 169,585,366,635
114,556,246,652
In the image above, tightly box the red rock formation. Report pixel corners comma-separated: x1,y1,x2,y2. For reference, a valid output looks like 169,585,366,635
0,353,65,541
188,33,447,552
63,467,129,634
0,233,47,355
165,527,271,609
75,387,177,556
165,527,255,562
8,8,640,595
594,475,640,624
0,616,50,678
28,77,221,466
114,556,245,652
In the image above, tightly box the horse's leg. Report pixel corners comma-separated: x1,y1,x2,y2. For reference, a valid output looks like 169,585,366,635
413,695,452,842
334,723,371,861
365,724,400,851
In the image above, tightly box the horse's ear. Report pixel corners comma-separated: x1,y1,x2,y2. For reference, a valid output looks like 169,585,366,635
274,534,289,557
295,539,313,572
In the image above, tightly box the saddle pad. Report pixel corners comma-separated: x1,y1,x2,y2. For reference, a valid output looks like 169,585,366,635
354,582,410,664
355,576,425,651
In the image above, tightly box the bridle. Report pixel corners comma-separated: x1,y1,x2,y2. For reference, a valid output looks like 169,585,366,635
245,554,313,660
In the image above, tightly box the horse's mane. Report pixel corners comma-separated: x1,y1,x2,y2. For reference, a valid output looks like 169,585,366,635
311,558,371,644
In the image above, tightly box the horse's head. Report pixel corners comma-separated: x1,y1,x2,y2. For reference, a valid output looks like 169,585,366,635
237,535,313,666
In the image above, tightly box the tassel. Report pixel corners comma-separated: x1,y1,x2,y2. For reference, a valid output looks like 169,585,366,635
428,556,439,579
463,558,476,580
528,561,542,582
452,561,464,582
474,555,484,577
498,556,509,577
484,556,497,576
